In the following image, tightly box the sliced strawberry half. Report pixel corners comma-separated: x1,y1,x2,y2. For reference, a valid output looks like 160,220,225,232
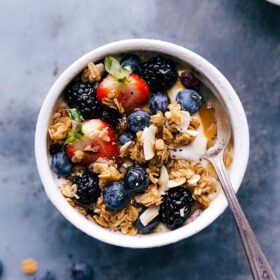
66,119,119,165
97,73,150,113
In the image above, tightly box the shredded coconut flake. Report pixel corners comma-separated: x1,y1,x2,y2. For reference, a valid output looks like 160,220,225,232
139,206,159,226
142,125,158,160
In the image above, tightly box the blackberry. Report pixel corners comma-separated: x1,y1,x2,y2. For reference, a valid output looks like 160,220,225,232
159,187,194,230
73,172,100,205
64,82,99,119
137,56,177,92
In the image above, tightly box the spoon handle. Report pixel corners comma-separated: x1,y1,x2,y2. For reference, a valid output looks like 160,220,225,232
209,154,277,280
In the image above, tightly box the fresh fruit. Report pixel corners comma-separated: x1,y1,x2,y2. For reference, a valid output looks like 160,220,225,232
96,56,150,113
64,82,99,119
49,143,62,155
159,186,194,230
176,89,202,114
103,182,129,210
73,172,100,205
137,56,177,92
179,71,199,90
71,262,93,280
51,152,74,176
118,132,134,146
124,165,150,192
135,209,160,234
127,110,150,133
34,271,56,280
66,119,119,165
97,73,150,113
149,92,169,114
121,54,141,72
99,107,122,127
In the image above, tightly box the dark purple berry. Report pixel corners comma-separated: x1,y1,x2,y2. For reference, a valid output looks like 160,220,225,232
159,187,194,230
137,56,177,92
64,82,99,120
179,71,199,90
73,172,100,205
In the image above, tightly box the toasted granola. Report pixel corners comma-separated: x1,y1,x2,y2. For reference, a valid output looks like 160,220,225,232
48,104,72,142
135,184,162,207
91,158,123,188
21,258,38,275
92,197,139,235
82,62,105,82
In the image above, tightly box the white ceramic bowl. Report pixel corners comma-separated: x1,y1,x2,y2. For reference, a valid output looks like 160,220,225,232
35,39,249,248
266,0,280,5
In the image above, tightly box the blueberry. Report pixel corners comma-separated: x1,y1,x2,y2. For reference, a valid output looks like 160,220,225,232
103,182,129,210
34,271,56,280
0,260,3,277
127,110,150,133
135,209,160,234
149,92,169,114
118,132,134,146
124,165,150,193
121,54,140,72
176,89,202,114
51,152,73,176
71,262,93,280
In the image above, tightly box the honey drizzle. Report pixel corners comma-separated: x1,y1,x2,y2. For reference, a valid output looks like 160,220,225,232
198,101,217,148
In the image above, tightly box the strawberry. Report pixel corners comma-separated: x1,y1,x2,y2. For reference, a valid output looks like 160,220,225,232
66,119,119,165
96,56,150,113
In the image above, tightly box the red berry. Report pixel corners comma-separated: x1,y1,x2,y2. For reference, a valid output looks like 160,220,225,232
96,73,150,113
66,119,119,165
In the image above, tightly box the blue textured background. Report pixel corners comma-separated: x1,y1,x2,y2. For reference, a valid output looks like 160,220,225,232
0,0,280,279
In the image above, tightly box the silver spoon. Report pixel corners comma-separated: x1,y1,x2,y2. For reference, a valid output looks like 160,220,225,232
203,105,277,280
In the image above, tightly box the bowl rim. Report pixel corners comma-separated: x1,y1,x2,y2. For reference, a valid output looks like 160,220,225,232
35,39,250,248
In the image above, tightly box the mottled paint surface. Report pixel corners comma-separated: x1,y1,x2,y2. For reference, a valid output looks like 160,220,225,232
0,0,280,279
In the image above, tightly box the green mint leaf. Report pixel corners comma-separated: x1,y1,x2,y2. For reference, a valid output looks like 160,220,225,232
104,56,132,81
68,108,81,121
64,123,83,146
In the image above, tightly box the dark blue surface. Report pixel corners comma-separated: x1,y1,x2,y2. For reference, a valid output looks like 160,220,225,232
0,0,280,279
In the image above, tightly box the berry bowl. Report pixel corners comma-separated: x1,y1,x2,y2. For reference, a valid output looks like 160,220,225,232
35,39,249,248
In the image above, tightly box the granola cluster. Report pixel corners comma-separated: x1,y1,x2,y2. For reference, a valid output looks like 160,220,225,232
48,104,72,142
